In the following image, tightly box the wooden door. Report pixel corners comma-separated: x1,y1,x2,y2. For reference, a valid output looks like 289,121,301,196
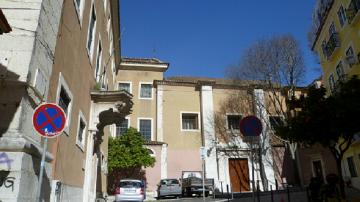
229,158,250,192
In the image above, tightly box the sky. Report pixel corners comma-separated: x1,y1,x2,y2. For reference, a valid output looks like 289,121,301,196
120,0,320,85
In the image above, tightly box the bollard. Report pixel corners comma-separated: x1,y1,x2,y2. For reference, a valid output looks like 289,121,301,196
287,186,290,202
270,185,274,202
226,184,230,202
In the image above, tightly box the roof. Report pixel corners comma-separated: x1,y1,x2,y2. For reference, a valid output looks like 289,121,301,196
120,57,169,72
166,76,262,86
0,9,11,34
121,57,169,65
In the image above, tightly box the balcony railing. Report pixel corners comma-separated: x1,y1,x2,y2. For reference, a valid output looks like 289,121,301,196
322,33,340,59
346,0,360,24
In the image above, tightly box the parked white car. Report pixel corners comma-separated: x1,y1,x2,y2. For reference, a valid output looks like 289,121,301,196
115,179,145,202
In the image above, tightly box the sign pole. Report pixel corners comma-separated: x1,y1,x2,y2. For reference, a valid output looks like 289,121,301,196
251,138,255,202
33,103,66,202
37,137,48,202
202,159,205,201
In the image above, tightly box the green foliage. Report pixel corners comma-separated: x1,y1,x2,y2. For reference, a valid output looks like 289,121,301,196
276,76,360,198
108,127,155,173
276,76,360,149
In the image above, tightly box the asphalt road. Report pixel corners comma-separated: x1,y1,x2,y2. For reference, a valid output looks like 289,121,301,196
156,197,227,202
107,196,227,202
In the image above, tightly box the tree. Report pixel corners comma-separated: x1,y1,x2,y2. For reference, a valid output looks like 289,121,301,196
276,76,360,198
107,127,155,193
226,35,306,186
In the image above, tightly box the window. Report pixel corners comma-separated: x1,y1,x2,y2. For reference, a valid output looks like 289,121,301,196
181,113,199,130
227,114,242,130
139,83,152,99
269,116,283,130
336,61,345,81
59,87,71,116
111,58,116,73
346,46,356,67
118,82,131,93
73,0,84,23
347,156,358,177
329,22,336,36
95,42,102,82
101,74,108,90
76,112,86,150
139,119,152,140
116,119,129,137
337,6,347,27
56,74,73,134
329,74,335,92
86,5,96,58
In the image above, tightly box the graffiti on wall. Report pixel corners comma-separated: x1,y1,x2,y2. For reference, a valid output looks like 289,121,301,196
0,171,15,192
0,153,13,170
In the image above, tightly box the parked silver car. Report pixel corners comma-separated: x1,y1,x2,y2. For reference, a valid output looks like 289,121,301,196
115,179,145,202
157,178,182,199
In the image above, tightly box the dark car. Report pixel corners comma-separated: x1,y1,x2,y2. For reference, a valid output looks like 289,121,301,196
157,178,182,199
115,179,145,202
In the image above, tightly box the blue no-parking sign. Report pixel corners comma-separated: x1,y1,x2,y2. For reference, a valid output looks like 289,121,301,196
239,115,263,137
32,103,66,138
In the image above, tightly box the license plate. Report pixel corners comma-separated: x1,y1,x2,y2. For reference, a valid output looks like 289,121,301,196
125,188,136,193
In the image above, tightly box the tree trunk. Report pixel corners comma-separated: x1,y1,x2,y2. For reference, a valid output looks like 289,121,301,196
335,158,346,199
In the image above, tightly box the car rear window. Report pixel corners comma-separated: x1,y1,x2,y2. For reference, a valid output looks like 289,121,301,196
161,179,179,185
119,181,144,188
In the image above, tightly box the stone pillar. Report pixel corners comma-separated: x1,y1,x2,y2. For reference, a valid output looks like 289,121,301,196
160,144,167,179
156,85,164,142
200,85,219,189
253,89,275,191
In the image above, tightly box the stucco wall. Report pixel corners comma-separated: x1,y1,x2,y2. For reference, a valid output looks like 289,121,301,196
46,0,117,193
116,69,163,139
298,144,338,186
144,145,162,193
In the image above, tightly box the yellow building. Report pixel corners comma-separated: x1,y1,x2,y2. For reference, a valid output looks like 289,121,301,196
114,58,306,197
311,0,360,189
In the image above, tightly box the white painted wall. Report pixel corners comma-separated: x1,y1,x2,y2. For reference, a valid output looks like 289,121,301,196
156,85,164,142
200,85,219,188
254,89,276,191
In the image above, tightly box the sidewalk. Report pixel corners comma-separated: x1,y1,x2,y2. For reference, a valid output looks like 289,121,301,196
345,187,360,202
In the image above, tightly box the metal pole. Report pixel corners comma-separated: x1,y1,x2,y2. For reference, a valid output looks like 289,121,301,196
37,137,48,202
202,159,205,201
251,139,256,202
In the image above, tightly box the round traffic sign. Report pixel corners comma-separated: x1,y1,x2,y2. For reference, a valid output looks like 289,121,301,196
240,115,263,137
32,103,66,138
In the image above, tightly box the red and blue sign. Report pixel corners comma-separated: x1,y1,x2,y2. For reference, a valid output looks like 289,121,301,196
240,115,263,137
33,103,66,138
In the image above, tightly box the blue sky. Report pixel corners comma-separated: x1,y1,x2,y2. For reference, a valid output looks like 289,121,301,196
120,0,320,85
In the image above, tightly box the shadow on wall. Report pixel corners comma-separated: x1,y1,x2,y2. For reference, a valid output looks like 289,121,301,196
107,168,147,195
31,152,51,201
281,146,298,187
0,62,21,137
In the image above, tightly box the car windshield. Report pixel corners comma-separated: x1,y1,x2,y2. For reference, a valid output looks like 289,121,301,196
119,181,143,188
161,179,179,185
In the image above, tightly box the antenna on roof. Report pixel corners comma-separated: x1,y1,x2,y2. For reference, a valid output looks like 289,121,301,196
152,44,157,58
